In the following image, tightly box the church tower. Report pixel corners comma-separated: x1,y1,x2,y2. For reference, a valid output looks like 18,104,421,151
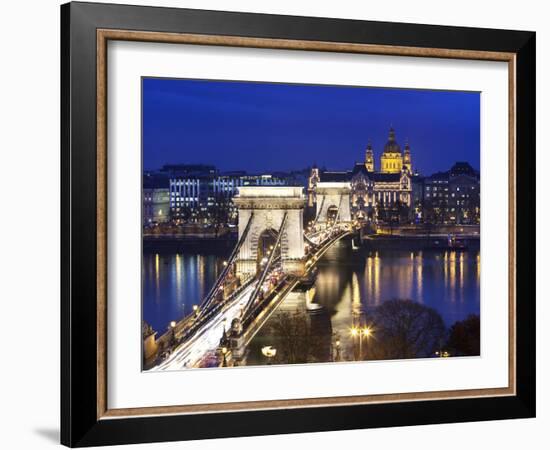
380,127,403,173
403,140,412,173
365,141,374,171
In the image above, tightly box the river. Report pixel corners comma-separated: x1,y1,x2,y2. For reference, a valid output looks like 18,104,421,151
143,238,480,364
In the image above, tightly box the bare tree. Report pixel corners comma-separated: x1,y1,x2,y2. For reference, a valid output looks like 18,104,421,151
446,314,480,356
267,310,326,364
365,299,446,360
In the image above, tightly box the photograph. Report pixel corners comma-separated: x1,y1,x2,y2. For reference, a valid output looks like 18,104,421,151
141,78,481,371
54,1,536,446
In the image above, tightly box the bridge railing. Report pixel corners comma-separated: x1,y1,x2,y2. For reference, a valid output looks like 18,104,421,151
239,274,292,332
197,212,255,316
153,221,353,368
162,275,257,346
241,212,288,322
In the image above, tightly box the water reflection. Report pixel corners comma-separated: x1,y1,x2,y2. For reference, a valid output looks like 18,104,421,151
311,241,480,327
143,252,227,333
416,252,423,301
143,239,480,363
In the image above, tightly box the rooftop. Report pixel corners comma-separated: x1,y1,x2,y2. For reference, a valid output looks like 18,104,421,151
319,171,352,182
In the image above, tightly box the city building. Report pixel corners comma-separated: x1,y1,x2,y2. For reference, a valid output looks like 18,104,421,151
411,174,425,222
309,127,413,223
168,169,289,222
144,137,479,228
423,162,480,224
143,172,170,225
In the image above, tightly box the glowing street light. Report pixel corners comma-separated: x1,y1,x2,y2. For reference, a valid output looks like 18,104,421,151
221,346,228,367
169,320,177,346
350,325,373,360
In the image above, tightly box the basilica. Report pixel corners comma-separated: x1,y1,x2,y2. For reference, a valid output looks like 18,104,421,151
308,127,414,222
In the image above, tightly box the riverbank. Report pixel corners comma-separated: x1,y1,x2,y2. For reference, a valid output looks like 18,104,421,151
143,234,237,253
144,231,480,253
361,234,480,250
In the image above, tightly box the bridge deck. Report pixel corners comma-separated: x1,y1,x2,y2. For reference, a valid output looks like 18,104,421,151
149,226,351,371
151,283,257,371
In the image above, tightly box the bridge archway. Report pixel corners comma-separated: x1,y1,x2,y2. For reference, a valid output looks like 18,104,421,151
256,228,280,270
326,205,339,224
355,210,367,221
233,186,306,277
315,182,352,226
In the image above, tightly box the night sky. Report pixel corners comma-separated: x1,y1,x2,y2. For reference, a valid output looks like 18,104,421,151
142,78,480,175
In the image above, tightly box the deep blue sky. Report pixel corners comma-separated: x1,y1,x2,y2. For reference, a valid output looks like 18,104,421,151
143,78,479,175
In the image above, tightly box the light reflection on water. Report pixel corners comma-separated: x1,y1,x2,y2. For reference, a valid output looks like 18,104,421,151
142,252,225,334
313,240,480,323
143,240,480,355
292,240,480,357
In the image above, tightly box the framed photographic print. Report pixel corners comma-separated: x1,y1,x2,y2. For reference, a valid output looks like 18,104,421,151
61,2,536,447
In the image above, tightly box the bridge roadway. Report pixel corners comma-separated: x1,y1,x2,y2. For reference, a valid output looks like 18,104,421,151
151,225,351,371
151,283,256,371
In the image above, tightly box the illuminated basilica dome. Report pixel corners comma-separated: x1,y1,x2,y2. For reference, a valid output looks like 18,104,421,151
309,125,414,224
380,127,405,173
383,127,401,154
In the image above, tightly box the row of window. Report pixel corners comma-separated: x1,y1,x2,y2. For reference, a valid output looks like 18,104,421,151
427,192,476,199
426,185,477,191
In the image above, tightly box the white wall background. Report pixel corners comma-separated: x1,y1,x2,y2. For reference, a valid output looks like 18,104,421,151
0,0,546,448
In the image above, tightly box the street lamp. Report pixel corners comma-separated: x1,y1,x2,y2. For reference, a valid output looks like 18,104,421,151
221,346,228,367
334,340,341,362
350,326,372,360
170,320,177,346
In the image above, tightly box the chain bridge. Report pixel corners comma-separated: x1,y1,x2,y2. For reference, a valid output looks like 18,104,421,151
151,183,353,370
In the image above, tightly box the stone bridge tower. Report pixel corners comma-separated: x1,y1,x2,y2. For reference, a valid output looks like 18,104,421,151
315,182,352,227
233,186,306,277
